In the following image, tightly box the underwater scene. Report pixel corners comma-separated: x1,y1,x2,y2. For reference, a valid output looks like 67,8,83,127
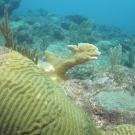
0,0,135,135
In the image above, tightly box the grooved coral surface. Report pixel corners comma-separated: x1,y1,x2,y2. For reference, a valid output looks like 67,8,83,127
105,124,135,135
0,50,100,135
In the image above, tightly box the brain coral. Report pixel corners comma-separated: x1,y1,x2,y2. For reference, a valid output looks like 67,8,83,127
1,47,135,135
0,47,101,135
105,124,135,135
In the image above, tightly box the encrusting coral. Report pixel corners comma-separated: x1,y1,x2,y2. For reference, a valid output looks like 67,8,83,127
43,43,100,82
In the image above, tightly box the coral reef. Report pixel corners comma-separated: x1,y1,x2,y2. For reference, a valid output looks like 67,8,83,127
69,21,91,44
60,65,135,130
0,2,135,135
42,43,100,82
96,40,114,53
1,47,135,135
3,5,134,67
0,4,16,48
105,124,135,135
60,21,71,30
123,52,135,68
17,42,38,64
37,8,48,16
16,30,33,44
53,28,65,40
65,15,88,25
0,5,38,64
0,0,21,17
0,47,101,135
68,61,99,80
110,44,122,67
95,91,135,111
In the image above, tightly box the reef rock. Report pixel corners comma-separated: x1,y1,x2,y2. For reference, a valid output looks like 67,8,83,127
60,65,135,130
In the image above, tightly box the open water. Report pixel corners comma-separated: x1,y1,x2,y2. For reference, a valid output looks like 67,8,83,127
14,0,135,33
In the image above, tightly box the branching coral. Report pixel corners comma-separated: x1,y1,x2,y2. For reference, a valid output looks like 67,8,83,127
43,43,100,82
0,4,16,48
0,5,38,64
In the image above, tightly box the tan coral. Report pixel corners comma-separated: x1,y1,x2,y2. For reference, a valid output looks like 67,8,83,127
43,43,100,82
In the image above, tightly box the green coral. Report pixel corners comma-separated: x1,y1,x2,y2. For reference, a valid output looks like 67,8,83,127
105,124,135,135
0,50,101,135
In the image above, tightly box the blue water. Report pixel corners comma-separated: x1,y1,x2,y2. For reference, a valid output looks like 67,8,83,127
14,0,135,33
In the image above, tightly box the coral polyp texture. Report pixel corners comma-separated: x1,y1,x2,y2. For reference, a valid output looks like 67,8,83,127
0,47,101,135
44,43,100,82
